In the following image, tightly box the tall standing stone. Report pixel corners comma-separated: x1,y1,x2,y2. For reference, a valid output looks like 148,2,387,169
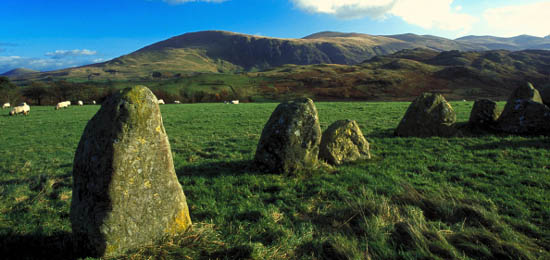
497,83,550,134
395,93,457,137
255,98,321,174
319,120,370,165
71,86,191,258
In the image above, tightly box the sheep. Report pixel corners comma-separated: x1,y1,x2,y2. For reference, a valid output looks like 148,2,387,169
231,100,239,105
9,102,30,116
92,100,96,105
2,103,10,109
174,101,181,104
158,99,165,105
78,100,84,106
55,101,70,110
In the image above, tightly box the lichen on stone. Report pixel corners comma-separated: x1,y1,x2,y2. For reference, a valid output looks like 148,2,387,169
319,120,370,165
254,98,321,174
395,92,457,137
70,85,191,258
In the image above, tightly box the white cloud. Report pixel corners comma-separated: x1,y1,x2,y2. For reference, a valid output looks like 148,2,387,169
291,0,477,33
291,0,397,19
391,0,477,32
45,49,97,59
0,53,102,73
163,0,227,4
483,1,550,37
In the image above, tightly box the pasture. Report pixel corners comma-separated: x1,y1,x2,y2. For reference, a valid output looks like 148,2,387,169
0,102,549,259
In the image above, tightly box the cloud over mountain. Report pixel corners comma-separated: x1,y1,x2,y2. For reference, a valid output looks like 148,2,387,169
291,0,477,33
45,49,97,59
0,49,101,73
290,0,397,19
483,1,550,37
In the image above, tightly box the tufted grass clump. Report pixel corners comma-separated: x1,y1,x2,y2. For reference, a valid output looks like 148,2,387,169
0,101,549,259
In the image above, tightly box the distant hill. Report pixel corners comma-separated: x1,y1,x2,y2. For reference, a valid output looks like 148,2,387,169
1,68,39,77
9,31,550,83
456,35,550,51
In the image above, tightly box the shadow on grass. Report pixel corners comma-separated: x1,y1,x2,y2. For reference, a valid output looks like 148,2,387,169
467,138,550,150
176,159,256,178
364,128,395,138
0,232,84,260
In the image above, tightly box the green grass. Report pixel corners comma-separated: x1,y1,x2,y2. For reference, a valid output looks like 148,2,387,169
1,101,549,259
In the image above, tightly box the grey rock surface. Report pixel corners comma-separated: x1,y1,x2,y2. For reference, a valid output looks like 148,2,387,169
395,93,457,137
70,85,191,258
255,98,321,174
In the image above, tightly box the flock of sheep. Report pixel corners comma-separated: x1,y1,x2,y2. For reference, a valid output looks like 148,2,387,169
3,98,240,116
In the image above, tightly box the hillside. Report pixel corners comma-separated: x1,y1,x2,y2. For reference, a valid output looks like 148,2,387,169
14,48,548,106
1,68,39,77
10,31,489,82
456,35,550,51
249,48,550,101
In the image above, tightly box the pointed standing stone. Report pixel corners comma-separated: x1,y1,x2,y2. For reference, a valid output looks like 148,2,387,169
254,98,321,174
497,82,550,134
70,86,191,258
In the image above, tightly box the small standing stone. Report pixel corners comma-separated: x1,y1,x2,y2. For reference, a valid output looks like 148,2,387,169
395,93,457,137
468,99,500,128
319,120,370,165
254,98,321,174
71,86,191,258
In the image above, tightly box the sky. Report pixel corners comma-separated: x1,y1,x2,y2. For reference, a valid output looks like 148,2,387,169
1,0,549,73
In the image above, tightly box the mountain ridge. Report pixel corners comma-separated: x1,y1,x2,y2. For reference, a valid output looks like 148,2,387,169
9,30,550,82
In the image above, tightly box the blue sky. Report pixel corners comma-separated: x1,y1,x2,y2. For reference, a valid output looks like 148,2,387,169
1,0,549,73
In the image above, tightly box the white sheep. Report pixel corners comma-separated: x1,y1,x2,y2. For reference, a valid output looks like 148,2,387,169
231,100,239,105
9,103,30,116
92,100,96,105
2,103,10,109
158,99,165,105
174,101,181,104
78,100,84,106
55,101,70,110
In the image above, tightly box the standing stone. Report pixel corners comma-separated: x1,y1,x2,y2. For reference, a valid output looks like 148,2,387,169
71,86,191,258
395,93,457,137
319,120,370,165
500,82,543,117
468,99,500,128
497,82,550,134
255,98,321,174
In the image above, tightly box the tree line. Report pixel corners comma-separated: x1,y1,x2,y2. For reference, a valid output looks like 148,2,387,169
1,77,118,106
0,77,248,106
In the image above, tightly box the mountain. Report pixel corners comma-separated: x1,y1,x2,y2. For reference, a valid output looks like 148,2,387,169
11,31,489,82
456,35,550,51
1,68,39,77
9,30,550,83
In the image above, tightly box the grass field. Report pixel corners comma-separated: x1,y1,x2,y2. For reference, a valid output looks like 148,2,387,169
0,101,549,259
